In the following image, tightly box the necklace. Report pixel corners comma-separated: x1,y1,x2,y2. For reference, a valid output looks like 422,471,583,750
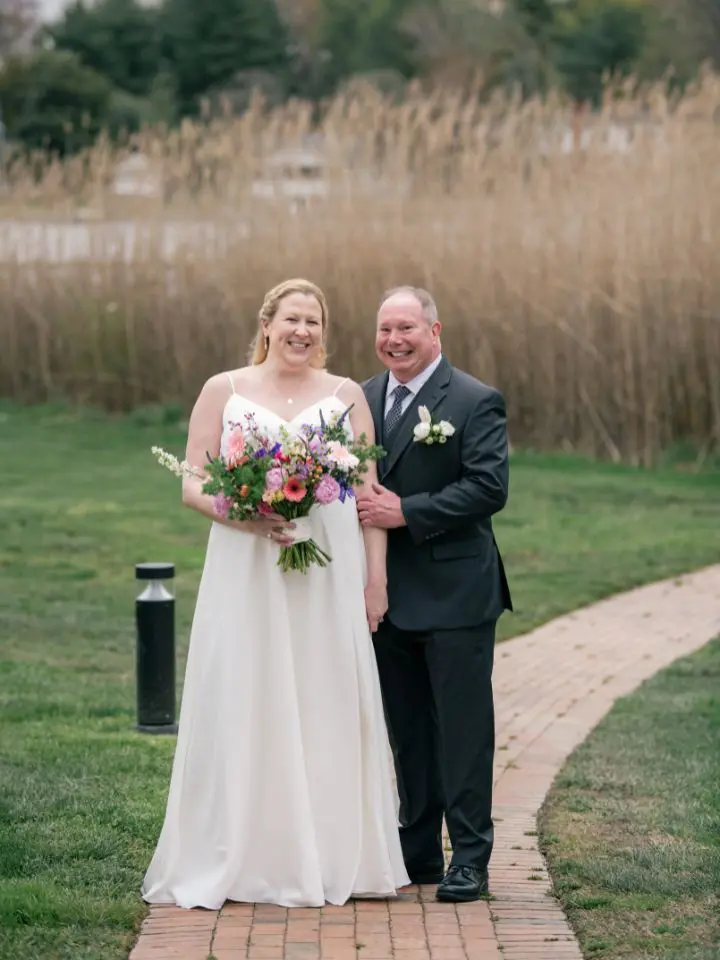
270,378,309,407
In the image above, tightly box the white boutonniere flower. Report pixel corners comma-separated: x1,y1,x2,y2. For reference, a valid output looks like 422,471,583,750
413,406,456,445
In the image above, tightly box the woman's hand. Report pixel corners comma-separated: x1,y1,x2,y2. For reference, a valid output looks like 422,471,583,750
365,580,388,634
234,514,296,546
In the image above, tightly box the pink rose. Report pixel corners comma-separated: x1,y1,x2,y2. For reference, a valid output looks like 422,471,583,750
265,467,284,491
314,475,340,505
212,494,233,519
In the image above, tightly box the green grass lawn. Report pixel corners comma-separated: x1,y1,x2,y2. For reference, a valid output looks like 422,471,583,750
0,401,718,960
540,639,720,960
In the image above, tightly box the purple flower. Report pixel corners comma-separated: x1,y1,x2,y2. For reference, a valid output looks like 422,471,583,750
212,493,233,519
314,475,340,505
265,468,284,491
338,479,354,503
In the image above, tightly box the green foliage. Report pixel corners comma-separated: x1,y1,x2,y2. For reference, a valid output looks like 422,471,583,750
50,0,162,98
204,67,287,116
314,0,419,94
0,50,112,154
404,0,652,100
145,66,181,126
514,0,556,40
105,89,153,138
159,0,290,111
0,0,711,150
686,0,720,68
551,0,647,103
541,639,720,957
632,1,706,87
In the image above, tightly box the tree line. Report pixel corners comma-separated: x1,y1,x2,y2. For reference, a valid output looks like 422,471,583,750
0,0,718,154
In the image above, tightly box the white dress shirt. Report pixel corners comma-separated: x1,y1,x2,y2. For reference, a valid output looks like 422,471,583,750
384,354,444,418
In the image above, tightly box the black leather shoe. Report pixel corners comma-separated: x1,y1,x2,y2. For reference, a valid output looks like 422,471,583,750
435,865,489,902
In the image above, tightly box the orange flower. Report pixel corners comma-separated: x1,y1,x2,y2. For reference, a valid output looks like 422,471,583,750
282,477,306,503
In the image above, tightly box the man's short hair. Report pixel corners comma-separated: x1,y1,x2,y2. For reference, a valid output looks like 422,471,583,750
378,286,438,326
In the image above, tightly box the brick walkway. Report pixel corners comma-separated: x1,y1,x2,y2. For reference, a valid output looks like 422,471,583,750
129,565,720,960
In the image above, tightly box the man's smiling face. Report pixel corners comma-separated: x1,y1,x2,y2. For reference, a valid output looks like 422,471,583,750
375,293,441,383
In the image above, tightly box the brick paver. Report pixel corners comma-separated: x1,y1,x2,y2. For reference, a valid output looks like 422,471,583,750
129,565,720,960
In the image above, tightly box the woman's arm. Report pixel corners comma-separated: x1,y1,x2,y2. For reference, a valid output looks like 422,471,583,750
181,374,229,522
342,381,388,631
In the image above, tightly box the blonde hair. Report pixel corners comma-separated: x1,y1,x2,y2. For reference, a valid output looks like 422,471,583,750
249,278,329,367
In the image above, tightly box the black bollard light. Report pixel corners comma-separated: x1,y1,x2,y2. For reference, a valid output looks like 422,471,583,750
135,562,177,735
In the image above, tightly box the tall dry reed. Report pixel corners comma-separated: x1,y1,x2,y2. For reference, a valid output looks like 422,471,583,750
1,77,719,464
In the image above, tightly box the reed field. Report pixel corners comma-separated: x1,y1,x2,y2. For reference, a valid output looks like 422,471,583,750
1,76,719,465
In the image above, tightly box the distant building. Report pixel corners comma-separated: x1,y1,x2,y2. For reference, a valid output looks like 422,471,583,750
112,153,163,198
251,146,329,208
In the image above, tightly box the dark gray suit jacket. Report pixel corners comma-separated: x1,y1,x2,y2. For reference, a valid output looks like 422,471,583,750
363,357,512,632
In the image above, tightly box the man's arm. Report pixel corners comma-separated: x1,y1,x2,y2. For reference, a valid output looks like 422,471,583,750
400,389,509,545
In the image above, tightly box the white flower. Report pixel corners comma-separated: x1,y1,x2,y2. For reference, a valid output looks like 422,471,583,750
412,407,455,445
326,440,359,471
286,438,306,457
151,446,198,478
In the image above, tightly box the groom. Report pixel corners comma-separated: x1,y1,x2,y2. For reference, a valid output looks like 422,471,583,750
358,286,512,902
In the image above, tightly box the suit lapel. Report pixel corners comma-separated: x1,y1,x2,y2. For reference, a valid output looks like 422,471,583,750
382,358,452,479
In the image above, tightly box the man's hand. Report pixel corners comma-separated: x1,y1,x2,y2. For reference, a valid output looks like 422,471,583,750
357,483,406,529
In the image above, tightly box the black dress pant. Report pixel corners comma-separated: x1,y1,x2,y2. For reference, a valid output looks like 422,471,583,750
373,620,496,875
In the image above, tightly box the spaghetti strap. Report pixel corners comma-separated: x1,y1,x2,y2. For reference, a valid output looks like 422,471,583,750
333,377,350,397
225,372,236,394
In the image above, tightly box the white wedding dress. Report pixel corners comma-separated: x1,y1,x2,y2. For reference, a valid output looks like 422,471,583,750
142,388,409,909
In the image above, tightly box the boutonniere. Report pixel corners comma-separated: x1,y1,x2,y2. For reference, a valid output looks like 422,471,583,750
413,405,456,445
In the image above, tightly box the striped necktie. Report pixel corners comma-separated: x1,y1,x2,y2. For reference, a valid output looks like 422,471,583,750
385,385,411,436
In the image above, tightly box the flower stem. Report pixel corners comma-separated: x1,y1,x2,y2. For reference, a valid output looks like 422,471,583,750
277,539,332,574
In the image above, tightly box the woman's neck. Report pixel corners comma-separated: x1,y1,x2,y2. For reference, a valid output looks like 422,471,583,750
262,357,316,383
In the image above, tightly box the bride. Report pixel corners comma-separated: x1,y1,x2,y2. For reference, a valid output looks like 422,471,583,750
141,278,410,909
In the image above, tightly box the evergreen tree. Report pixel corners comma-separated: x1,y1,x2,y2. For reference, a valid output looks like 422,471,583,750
50,0,162,98
314,0,418,94
160,0,289,111
551,0,647,103
0,50,112,153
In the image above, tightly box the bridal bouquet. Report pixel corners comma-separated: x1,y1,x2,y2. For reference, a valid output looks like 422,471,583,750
152,405,384,574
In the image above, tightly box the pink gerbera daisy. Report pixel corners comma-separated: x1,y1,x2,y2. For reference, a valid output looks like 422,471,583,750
282,477,307,503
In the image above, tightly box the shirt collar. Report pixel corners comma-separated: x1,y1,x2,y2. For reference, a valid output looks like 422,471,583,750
387,353,444,398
